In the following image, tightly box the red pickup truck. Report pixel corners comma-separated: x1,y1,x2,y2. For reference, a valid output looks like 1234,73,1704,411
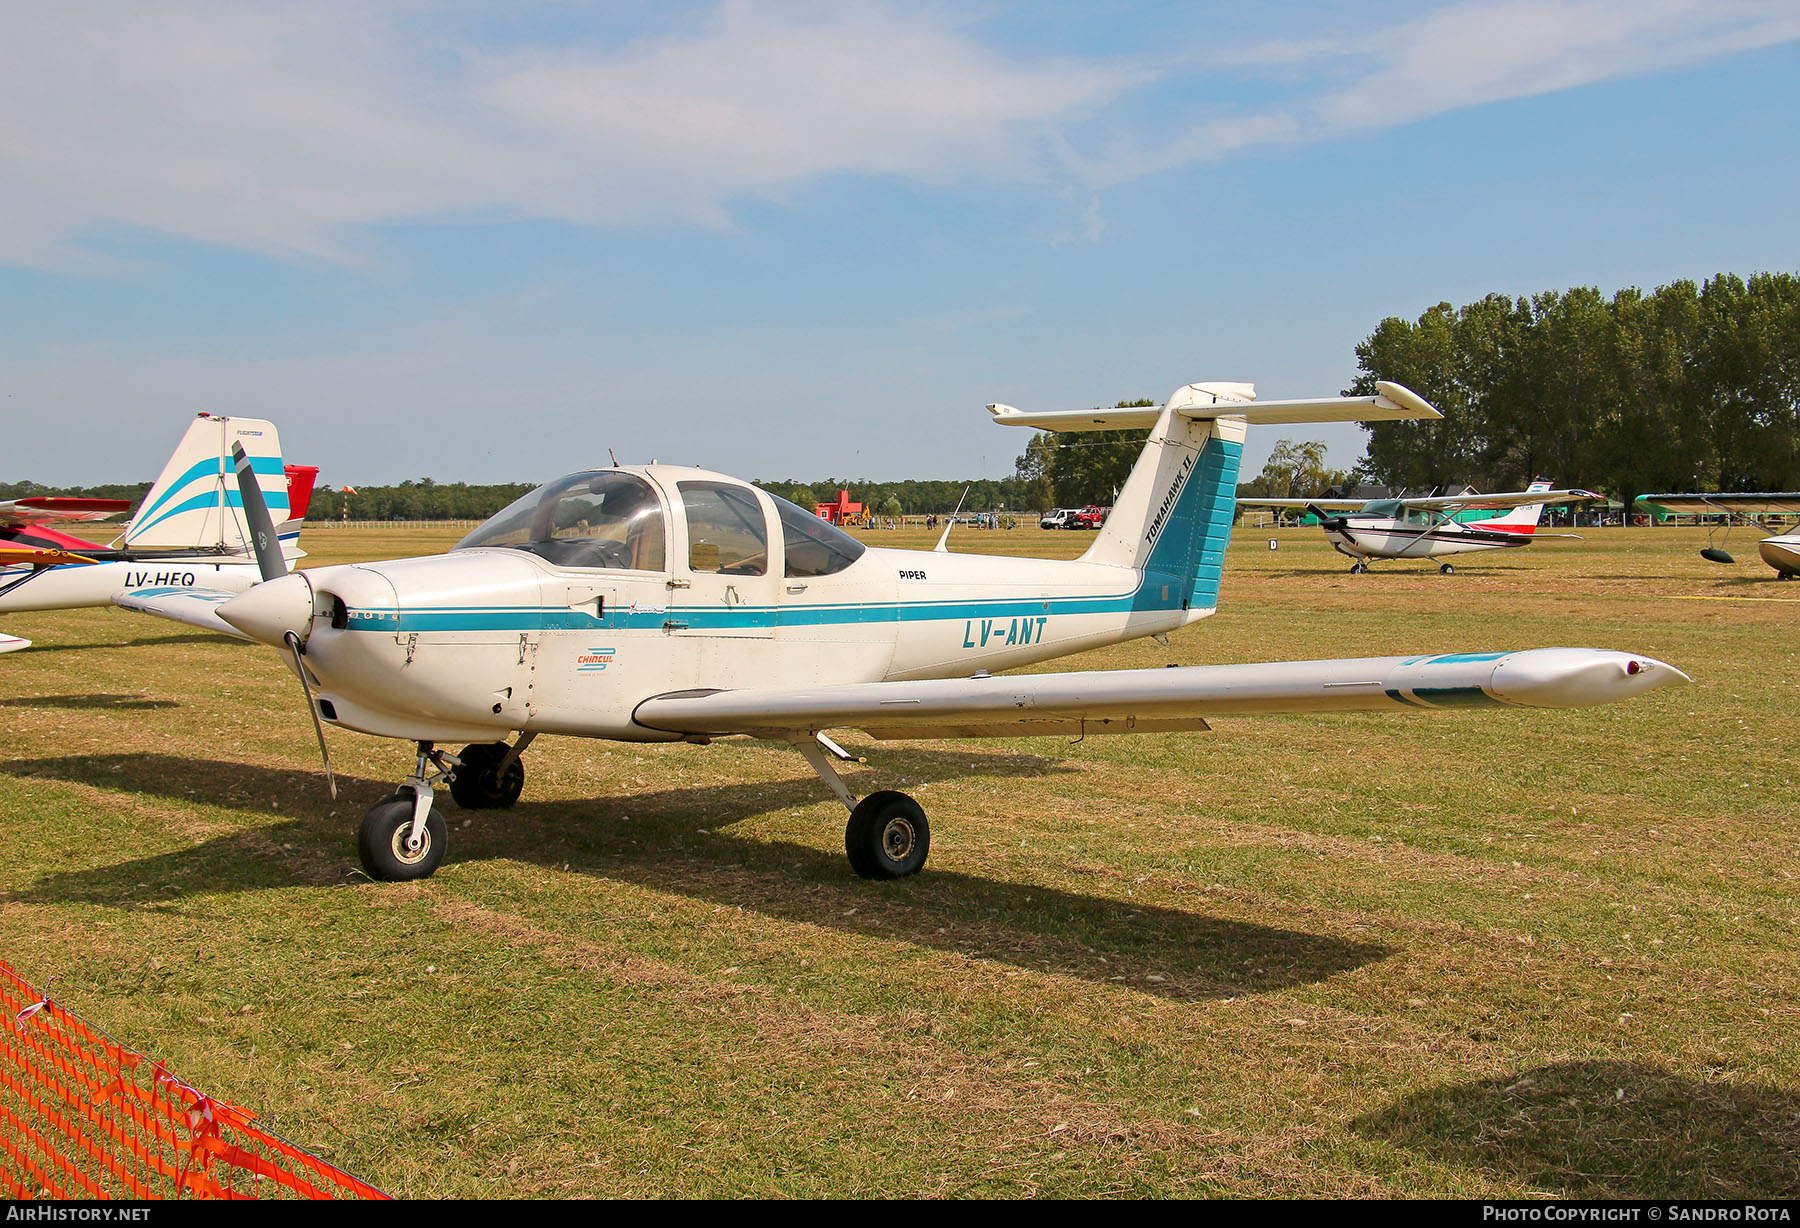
1071,505,1110,529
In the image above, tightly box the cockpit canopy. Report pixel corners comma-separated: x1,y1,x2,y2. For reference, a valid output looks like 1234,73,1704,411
455,470,666,570
454,469,867,578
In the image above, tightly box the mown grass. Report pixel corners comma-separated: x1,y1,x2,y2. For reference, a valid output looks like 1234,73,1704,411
1,523,1795,1197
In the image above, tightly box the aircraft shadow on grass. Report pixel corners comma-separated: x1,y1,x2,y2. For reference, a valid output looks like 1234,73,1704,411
1351,1059,1800,1199
0,694,180,711
2,752,1391,1003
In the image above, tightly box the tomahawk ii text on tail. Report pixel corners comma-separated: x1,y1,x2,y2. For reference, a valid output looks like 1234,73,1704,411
124,380,1688,883
0,413,316,652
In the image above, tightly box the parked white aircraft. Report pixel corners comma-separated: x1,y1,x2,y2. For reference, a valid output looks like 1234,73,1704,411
123,382,1686,883
0,414,314,652
1241,480,1602,573
1635,492,1800,577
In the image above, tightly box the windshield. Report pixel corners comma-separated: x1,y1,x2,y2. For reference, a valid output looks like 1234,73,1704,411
770,492,866,577
454,470,666,570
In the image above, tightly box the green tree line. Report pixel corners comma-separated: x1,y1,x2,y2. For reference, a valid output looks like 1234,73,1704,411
1350,272,1800,511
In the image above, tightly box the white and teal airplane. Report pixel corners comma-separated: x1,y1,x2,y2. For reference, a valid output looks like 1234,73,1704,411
0,413,314,652
122,380,1687,883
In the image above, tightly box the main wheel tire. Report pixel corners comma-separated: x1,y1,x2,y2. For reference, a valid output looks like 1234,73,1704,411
1350,561,1367,574
358,792,447,881
844,791,930,880
449,743,524,810
1439,562,1455,575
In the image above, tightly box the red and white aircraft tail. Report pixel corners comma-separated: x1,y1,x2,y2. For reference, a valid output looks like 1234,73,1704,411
1483,480,1556,535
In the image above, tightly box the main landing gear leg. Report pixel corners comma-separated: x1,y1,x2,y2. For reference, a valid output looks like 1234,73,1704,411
794,735,931,880
358,741,454,882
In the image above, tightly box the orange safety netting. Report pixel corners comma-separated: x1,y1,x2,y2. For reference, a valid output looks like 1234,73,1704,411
0,961,388,1200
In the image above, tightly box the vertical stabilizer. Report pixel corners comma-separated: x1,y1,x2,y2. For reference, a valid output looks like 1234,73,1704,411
1486,479,1555,533
1079,384,1249,612
123,415,289,552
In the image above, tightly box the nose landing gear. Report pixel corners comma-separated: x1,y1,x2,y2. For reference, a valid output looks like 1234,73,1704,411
357,734,534,881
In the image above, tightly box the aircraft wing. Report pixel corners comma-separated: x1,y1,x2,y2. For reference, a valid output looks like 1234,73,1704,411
632,649,1687,742
1397,489,1603,513
1637,492,1800,516
114,586,253,640
0,496,133,529
0,633,29,655
1236,498,1365,511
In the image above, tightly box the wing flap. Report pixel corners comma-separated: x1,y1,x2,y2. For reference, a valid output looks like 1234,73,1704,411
633,648,1688,741
115,586,252,640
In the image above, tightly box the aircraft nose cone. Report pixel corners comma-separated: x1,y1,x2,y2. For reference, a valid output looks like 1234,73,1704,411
219,573,314,647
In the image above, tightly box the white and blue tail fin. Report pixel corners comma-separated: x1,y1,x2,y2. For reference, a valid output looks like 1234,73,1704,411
123,415,291,555
988,380,1441,614
1486,479,1554,533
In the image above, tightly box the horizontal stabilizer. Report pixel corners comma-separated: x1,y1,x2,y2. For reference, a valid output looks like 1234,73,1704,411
988,380,1439,433
0,633,29,655
633,648,1687,742
115,587,253,640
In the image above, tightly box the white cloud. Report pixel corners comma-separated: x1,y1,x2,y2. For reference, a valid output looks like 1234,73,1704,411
0,1,1796,267
1152,0,1800,167
0,1,1131,266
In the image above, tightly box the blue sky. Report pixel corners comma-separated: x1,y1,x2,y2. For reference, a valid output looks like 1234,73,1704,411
3,1,1798,488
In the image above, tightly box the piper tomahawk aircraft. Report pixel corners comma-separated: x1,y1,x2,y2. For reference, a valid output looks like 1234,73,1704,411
1635,492,1800,577
124,381,1686,883
1239,480,1603,574
0,414,315,653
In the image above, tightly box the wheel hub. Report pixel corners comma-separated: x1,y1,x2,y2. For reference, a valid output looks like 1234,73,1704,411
881,816,916,861
391,825,432,865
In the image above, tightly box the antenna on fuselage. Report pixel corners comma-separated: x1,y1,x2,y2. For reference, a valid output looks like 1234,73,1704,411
934,486,970,553
609,448,618,467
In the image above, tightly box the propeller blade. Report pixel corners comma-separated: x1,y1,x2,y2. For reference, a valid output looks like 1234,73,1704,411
231,440,287,582
285,630,337,800
1305,503,1348,532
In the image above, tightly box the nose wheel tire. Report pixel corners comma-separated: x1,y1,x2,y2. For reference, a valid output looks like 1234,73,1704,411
449,743,525,810
844,791,930,879
358,792,447,882
1349,561,1368,574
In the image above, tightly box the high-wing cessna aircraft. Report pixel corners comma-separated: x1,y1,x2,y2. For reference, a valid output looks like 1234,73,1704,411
1241,480,1602,573
1635,492,1800,577
0,414,315,652
123,382,1685,883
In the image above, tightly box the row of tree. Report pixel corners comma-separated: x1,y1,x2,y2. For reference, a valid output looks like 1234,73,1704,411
1351,272,1800,511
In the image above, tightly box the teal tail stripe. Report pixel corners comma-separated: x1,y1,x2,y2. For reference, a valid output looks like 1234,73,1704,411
134,456,287,533
1138,435,1243,612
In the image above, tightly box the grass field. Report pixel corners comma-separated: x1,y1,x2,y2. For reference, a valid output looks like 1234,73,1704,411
2,522,1796,1198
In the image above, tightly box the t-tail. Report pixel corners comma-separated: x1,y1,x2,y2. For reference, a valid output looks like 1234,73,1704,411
989,379,1441,615
123,414,301,558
